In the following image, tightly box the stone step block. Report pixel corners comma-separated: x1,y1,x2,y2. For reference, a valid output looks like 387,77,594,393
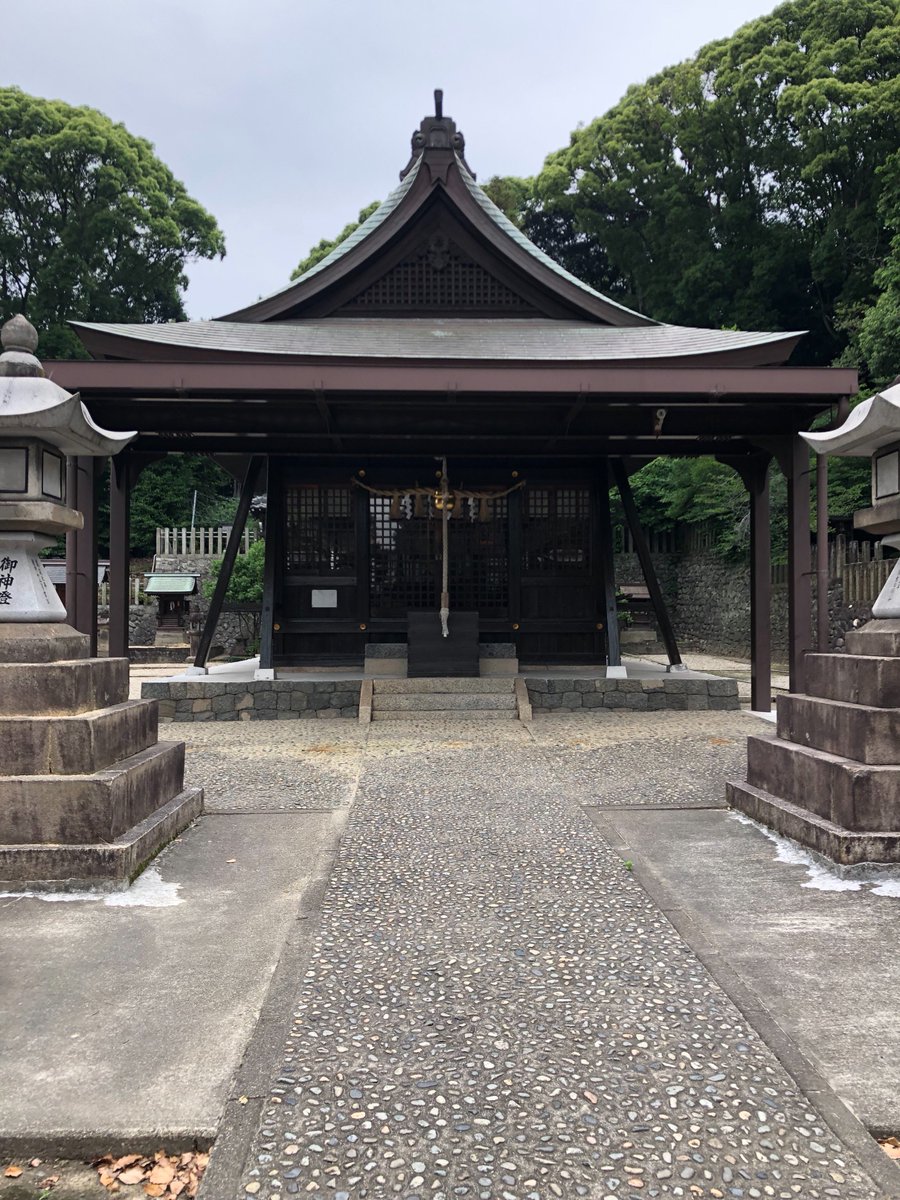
0,741,187,845
746,734,900,832
0,700,158,775
0,785,203,890
0,656,128,715
805,653,900,708
373,692,517,712
845,619,900,658
726,779,900,867
374,677,515,694
777,693,900,766
372,709,518,721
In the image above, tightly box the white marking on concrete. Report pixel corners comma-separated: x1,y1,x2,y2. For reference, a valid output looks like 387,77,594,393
730,812,861,892
0,864,183,907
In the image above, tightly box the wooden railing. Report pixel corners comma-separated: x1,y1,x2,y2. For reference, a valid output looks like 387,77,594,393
155,526,257,557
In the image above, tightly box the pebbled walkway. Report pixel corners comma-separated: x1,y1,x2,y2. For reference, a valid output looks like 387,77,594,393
226,716,882,1199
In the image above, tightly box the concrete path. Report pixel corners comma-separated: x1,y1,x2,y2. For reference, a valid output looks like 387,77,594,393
208,713,899,1200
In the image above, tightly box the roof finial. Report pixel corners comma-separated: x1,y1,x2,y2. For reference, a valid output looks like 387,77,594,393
434,88,443,120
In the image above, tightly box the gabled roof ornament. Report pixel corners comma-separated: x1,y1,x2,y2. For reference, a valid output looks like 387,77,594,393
400,89,475,181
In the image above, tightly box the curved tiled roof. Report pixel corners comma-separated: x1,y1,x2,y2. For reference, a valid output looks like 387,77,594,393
71,318,802,363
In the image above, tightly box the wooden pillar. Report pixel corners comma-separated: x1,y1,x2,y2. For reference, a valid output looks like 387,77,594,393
65,456,100,653
354,477,370,638
596,460,623,674
784,436,813,694
816,453,830,653
108,455,131,659
719,453,772,712
194,455,263,671
257,457,282,679
611,458,683,670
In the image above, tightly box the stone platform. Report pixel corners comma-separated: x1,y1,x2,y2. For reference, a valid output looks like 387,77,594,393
728,619,900,866
141,656,740,721
0,626,202,891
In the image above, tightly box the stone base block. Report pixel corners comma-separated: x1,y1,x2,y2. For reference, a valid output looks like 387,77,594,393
746,734,900,832
0,785,203,891
0,700,158,775
0,742,187,845
845,619,900,658
0,656,128,715
375,677,515,694
726,780,900,867
372,708,518,721
374,692,516,712
805,652,900,708
777,693,900,765
0,623,90,663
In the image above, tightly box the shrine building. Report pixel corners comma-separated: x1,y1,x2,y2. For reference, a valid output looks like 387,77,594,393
48,94,857,707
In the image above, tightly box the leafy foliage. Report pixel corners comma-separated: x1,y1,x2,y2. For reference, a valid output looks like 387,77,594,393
520,0,900,373
130,456,237,556
292,201,380,280
0,88,225,358
203,537,265,603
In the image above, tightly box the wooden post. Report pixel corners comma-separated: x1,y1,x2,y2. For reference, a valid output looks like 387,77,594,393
816,453,830,652
778,436,813,694
108,455,131,659
596,460,623,674
257,457,281,679
193,455,264,671
611,458,683,670
65,456,101,653
717,453,772,712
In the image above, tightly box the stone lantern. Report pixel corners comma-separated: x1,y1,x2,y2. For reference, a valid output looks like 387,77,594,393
0,313,134,630
727,379,900,867
803,378,900,621
0,315,202,890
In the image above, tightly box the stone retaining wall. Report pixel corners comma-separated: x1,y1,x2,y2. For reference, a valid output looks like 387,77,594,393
143,679,361,722
525,676,740,711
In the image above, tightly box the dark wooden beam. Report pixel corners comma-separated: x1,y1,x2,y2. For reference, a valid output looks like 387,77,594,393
193,455,264,670
719,453,772,711
595,462,622,672
65,456,101,653
108,456,130,660
611,458,683,670
257,458,282,677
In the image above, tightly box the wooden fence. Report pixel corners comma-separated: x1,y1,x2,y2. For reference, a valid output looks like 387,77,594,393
155,526,257,557
98,578,148,606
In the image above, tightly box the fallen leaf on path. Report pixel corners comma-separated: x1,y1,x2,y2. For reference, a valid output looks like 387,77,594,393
4,1166,23,1178
118,1167,148,1185
144,1186,165,1197
111,1155,142,1171
149,1161,177,1186
29,1158,42,1167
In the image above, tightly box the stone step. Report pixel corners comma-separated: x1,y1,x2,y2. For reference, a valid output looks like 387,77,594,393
372,709,518,721
746,733,900,832
0,700,158,776
0,741,187,845
726,779,900,867
805,653,900,708
0,785,203,890
373,693,517,712
845,619,900,658
0,656,128,716
777,693,900,766
373,677,515,694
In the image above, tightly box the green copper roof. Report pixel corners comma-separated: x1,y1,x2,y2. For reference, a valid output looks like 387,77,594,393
144,574,198,595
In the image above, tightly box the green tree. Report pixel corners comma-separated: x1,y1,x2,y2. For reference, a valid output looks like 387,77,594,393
481,175,533,228
0,88,225,358
130,455,236,556
292,201,380,279
204,537,265,604
521,0,900,369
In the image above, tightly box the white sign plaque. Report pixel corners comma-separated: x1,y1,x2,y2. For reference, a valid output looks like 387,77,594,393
311,588,338,609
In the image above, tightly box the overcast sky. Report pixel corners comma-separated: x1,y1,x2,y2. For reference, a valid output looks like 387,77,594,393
5,0,778,320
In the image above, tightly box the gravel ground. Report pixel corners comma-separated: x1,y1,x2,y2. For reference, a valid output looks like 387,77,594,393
183,711,884,1199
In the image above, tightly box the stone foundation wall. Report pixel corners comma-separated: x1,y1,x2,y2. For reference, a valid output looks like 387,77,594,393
143,679,360,722
97,603,157,647
526,676,740,711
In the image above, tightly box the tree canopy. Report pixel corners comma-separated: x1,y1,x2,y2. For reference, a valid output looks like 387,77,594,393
0,88,225,358
518,0,900,378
